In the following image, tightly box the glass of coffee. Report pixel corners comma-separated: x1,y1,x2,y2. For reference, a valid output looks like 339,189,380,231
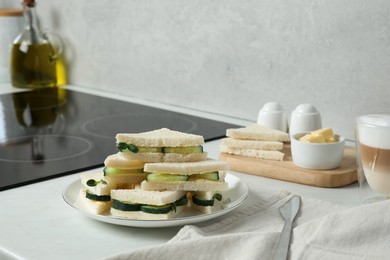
355,114,390,203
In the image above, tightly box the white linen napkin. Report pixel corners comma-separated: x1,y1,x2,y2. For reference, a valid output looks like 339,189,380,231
103,187,390,260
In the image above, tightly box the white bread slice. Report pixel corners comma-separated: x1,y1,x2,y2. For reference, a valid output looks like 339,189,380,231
120,152,163,162
141,179,229,192
104,153,145,169
80,172,112,195
110,206,184,220
78,189,112,215
120,151,208,163
190,191,225,214
220,146,284,161
226,124,290,142
111,189,186,205
116,128,204,147
163,152,208,162
144,160,228,175
221,138,283,151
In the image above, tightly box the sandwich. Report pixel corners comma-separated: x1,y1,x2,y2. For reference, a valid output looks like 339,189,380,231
141,160,229,192
115,128,207,163
220,124,289,161
78,153,147,214
79,172,113,214
110,188,188,220
103,153,146,188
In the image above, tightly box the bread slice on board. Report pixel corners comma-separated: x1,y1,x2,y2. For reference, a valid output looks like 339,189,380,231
220,146,284,161
221,138,283,151
226,124,290,142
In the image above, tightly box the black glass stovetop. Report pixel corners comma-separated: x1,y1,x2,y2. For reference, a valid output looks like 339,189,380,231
0,87,239,191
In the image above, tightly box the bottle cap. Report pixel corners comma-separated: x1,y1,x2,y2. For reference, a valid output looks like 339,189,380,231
24,0,36,7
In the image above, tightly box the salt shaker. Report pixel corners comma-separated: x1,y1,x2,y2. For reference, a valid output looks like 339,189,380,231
289,104,322,136
257,102,288,132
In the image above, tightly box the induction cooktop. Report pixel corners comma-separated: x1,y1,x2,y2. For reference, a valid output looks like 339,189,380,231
0,87,239,191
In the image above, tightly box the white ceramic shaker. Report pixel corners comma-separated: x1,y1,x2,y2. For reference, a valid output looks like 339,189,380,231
257,102,288,132
289,104,322,136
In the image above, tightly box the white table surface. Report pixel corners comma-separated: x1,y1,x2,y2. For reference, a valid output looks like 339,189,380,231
0,84,360,260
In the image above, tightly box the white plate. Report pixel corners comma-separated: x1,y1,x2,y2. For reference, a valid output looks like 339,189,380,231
63,173,249,228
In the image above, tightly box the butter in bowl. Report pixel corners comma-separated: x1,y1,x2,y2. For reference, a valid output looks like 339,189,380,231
291,128,345,170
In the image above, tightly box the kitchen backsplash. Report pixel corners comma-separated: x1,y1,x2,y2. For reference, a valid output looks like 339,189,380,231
7,0,390,139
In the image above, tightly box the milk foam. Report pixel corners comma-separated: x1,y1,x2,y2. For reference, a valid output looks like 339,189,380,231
357,114,390,149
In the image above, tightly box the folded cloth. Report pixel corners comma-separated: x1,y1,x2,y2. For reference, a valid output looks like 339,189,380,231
291,200,390,259
105,188,375,260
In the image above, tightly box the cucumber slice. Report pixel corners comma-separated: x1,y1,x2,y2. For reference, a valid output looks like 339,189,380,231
112,200,141,211
192,193,223,206
113,197,187,214
213,193,223,201
85,190,111,201
137,147,163,153
192,195,214,206
190,171,219,181
162,146,203,154
103,167,144,176
117,143,163,153
127,144,139,153
141,204,173,214
146,173,189,182
174,196,189,207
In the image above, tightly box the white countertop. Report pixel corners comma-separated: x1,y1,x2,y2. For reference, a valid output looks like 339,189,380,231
0,84,360,260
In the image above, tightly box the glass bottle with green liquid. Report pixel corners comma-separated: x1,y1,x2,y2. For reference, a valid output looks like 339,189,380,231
10,0,66,88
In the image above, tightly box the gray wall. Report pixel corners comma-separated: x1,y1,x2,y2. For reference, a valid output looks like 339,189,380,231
20,1,390,139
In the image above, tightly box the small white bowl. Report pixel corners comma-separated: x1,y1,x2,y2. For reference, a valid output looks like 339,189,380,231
291,133,345,170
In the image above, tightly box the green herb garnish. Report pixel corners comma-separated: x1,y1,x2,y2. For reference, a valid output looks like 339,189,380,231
128,144,139,153
86,179,107,187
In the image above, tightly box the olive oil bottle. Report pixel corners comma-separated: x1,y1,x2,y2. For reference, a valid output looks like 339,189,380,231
11,0,66,88
11,42,57,88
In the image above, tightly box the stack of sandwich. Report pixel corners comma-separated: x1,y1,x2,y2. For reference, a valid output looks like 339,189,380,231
79,128,229,219
220,124,290,161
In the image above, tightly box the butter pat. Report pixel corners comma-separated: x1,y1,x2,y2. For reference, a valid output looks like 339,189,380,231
299,133,326,143
311,128,334,140
326,135,339,143
299,128,338,143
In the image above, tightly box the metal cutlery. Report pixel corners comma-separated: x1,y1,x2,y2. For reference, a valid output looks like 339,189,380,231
273,195,301,260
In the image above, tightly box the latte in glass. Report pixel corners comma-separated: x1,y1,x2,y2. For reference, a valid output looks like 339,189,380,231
356,114,390,194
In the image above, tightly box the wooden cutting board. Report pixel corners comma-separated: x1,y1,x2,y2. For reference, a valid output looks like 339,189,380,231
219,145,357,188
